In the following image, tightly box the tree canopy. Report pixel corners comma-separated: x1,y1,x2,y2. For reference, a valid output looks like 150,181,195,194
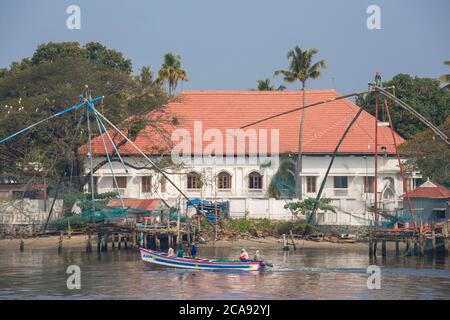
356,73,450,139
157,53,188,95
399,116,450,187
0,42,169,186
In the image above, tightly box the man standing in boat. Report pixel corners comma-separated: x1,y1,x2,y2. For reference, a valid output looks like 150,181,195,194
190,242,197,259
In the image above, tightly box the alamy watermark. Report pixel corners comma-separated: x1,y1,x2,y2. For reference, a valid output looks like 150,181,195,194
66,265,81,290
367,5,381,30
66,5,81,30
171,121,280,168
366,265,381,290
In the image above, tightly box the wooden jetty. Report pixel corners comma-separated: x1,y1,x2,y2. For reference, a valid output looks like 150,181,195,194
85,218,200,253
368,222,449,258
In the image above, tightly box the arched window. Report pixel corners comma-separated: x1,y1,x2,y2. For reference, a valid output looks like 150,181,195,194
217,172,232,190
187,172,202,189
248,172,263,190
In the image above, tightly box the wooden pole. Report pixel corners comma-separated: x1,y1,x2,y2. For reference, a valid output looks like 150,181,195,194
405,239,411,256
282,234,289,251
373,240,378,256
58,231,63,254
112,233,116,250
289,230,296,250
395,240,400,256
20,237,24,252
86,229,92,253
97,233,101,252
369,239,373,257
381,240,387,257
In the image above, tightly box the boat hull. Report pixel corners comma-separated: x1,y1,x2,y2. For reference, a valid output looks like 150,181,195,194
140,248,260,271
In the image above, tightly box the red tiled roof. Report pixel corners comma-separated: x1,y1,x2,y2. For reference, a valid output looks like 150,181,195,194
107,198,162,211
405,181,450,199
79,90,404,155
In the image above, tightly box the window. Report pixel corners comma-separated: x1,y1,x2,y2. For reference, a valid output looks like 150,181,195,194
218,172,232,190
306,176,317,193
115,176,127,189
248,172,263,190
160,176,166,193
334,176,348,189
364,176,375,193
142,176,152,193
434,210,446,220
187,172,202,189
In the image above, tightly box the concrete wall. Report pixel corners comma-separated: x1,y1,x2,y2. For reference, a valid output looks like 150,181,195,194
0,199,64,225
86,154,420,226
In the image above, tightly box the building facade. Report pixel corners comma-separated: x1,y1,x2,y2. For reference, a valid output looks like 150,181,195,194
81,90,420,226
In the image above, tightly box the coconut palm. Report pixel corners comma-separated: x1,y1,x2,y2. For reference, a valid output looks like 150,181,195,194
256,78,286,91
274,46,327,198
439,60,450,89
157,53,189,95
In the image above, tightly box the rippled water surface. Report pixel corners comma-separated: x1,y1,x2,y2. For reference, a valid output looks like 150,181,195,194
0,245,449,299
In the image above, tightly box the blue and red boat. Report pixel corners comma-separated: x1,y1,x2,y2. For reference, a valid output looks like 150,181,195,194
140,247,262,271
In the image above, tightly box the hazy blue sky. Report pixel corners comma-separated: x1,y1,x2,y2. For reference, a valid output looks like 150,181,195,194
0,0,449,94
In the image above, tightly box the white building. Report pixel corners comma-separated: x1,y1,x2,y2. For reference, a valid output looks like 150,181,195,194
81,90,420,226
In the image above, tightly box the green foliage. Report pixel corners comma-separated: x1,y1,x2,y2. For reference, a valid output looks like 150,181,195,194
256,79,285,91
0,42,169,187
284,197,336,217
157,53,188,95
274,46,327,88
399,117,450,187
223,218,315,236
268,154,296,198
356,74,450,138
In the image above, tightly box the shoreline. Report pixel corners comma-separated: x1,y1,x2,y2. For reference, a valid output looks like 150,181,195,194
0,234,369,251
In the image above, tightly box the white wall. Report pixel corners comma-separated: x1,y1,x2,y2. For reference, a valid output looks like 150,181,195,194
86,154,419,226
0,199,64,225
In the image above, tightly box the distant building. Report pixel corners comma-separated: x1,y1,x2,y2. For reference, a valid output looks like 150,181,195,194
403,180,450,225
80,90,422,226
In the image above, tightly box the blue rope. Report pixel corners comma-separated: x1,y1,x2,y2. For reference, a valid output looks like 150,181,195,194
92,108,127,222
0,96,103,144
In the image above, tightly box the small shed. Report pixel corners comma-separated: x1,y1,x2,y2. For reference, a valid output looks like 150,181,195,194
403,180,450,225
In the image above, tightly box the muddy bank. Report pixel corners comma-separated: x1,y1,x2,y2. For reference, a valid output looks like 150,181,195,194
0,234,368,251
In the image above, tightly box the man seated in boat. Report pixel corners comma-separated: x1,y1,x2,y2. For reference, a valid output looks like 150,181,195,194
177,246,185,258
240,248,249,262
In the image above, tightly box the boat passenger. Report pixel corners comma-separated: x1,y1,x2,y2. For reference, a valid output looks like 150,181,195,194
177,247,185,258
168,247,175,257
190,243,197,259
240,249,249,262
253,250,261,262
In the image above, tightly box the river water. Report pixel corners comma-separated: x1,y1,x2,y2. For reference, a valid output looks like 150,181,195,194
0,245,449,300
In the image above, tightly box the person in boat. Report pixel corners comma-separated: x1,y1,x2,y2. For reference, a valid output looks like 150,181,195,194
253,250,261,262
177,246,185,258
190,242,197,259
168,247,175,257
240,248,249,262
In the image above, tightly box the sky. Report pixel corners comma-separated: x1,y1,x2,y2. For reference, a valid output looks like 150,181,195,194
0,0,449,94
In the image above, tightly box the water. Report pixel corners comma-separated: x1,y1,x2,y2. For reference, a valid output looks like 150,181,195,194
0,245,449,299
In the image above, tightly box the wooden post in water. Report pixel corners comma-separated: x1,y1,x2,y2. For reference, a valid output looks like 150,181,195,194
405,239,412,256
118,233,122,250
431,230,436,255
395,240,400,256
112,233,116,250
58,231,63,254
413,239,419,256
155,233,160,251
381,240,387,257
369,239,373,257
282,234,289,251
86,229,92,253
124,234,128,250
289,230,296,251
97,233,101,252
373,240,378,257
20,237,24,252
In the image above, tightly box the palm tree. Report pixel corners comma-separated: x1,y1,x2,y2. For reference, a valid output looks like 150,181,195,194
274,46,327,199
256,78,286,91
439,60,450,89
157,53,189,95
